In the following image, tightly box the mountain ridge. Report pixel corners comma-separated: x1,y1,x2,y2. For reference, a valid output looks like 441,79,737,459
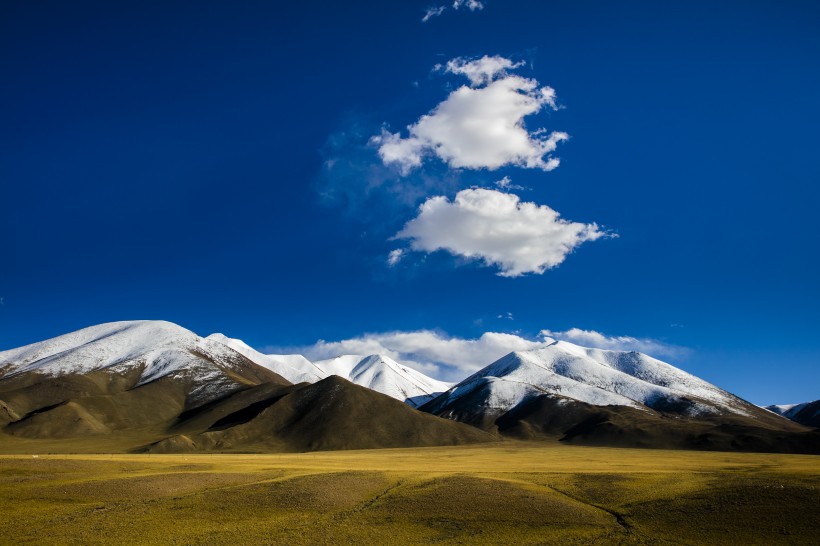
765,400,820,428
1,320,817,454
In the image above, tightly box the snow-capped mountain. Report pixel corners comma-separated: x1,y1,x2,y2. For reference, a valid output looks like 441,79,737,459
0,321,817,453
765,401,820,428
313,354,450,407
207,334,451,408
0,321,489,451
203,336,451,407
0,320,284,406
0,320,288,401
0,321,451,410
0,320,290,439
424,339,758,420
206,333,325,384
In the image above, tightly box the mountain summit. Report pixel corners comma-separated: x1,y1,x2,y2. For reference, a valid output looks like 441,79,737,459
421,339,818,452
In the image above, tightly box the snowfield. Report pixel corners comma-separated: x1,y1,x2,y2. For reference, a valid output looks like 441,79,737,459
427,339,754,417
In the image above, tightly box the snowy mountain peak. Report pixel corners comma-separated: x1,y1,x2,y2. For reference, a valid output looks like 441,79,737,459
426,339,754,418
1,320,197,378
313,353,451,408
205,333,324,384
0,320,286,406
0,322,452,409
200,335,451,408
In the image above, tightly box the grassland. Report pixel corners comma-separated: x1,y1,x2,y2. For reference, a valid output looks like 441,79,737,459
1,442,818,545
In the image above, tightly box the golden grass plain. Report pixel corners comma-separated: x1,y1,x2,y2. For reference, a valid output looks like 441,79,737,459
1,442,818,545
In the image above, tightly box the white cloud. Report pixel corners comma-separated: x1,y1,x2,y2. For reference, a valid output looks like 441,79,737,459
282,327,686,381
387,248,405,266
294,330,547,379
494,176,524,191
422,6,446,22
541,328,688,359
453,0,484,10
370,130,425,175
394,188,607,277
443,55,524,86
372,56,567,173
422,1,483,23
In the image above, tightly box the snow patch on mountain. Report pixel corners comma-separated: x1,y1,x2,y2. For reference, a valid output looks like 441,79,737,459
427,339,752,417
765,402,819,420
203,336,451,407
313,354,451,407
206,333,324,384
0,321,264,403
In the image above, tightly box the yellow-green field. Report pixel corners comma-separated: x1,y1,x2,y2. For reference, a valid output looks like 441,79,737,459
1,442,818,545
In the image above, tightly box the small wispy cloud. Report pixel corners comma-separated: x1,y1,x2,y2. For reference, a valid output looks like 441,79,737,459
422,0,484,23
453,0,485,11
422,6,447,22
494,176,525,191
387,248,405,266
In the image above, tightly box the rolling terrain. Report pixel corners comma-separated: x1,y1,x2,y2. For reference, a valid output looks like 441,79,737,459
0,445,817,545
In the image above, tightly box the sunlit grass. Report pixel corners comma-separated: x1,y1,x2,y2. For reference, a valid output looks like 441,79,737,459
1,442,818,544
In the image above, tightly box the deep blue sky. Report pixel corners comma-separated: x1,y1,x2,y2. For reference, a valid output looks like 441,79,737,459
2,0,818,404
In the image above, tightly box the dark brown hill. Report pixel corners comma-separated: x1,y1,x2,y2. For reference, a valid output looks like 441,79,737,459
148,376,498,453
422,392,820,454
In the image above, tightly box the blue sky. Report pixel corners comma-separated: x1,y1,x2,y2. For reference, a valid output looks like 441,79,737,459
1,0,819,404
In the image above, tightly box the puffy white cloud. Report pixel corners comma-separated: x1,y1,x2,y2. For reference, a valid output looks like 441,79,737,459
394,188,606,277
372,56,567,173
541,328,688,359
442,55,524,86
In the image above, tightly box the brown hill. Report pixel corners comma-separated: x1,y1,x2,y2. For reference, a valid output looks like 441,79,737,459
422,392,820,454
148,376,498,453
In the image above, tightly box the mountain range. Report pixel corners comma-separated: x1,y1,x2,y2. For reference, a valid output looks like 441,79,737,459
0,320,817,454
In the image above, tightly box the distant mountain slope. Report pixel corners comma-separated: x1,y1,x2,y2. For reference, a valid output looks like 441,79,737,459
205,334,449,407
766,401,820,428
313,354,450,407
421,341,820,453
206,333,325,384
149,376,497,453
